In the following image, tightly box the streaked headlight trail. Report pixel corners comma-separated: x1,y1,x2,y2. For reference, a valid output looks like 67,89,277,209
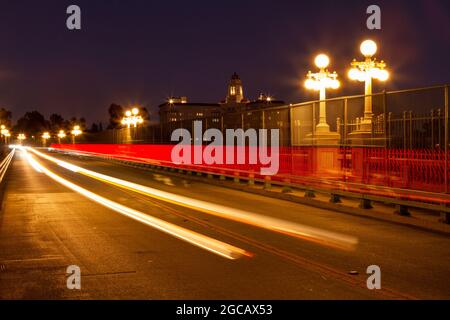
28,147,358,250
21,147,250,260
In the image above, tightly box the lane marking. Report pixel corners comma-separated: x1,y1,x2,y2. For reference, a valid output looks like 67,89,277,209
20,148,250,260
123,185,417,300
29,147,358,251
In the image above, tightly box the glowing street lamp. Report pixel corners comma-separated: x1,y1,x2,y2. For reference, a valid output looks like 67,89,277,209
42,132,51,146
305,54,340,133
71,125,82,144
121,107,144,128
57,130,66,144
1,125,10,143
18,133,26,145
348,40,389,131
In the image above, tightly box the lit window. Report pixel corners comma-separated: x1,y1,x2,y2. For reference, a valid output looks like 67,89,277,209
230,86,236,95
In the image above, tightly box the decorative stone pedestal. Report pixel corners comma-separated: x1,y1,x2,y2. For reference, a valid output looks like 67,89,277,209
347,130,386,147
311,131,341,146
302,131,341,178
347,130,372,146
301,132,341,180
304,131,341,146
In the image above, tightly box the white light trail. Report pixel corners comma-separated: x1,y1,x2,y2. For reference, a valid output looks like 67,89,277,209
23,149,250,260
28,147,358,250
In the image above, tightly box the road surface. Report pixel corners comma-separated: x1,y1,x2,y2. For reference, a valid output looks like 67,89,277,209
0,147,449,299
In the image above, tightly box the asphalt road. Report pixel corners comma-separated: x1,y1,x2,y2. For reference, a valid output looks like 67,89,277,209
0,148,449,299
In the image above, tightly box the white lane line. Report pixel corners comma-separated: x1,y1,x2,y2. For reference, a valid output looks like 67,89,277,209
21,148,250,260
29,147,358,251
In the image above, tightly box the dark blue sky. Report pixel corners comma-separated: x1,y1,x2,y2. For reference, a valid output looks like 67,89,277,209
0,0,449,123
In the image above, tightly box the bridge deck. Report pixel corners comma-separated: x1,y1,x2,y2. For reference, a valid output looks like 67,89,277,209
0,149,449,299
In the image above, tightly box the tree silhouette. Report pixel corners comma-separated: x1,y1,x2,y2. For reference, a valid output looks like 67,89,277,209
108,103,124,129
0,108,12,127
68,117,87,131
13,111,49,137
90,123,99,133
140,107,150,122
49,113,65,131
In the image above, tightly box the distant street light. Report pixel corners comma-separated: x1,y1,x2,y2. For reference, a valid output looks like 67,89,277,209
57,130,66,144
305,54,340,133
18,133,26,145
4,131,10,144
71,125,82,144
121,107,144,128
1,125,10,143
348,39,389,131
42,132,51,147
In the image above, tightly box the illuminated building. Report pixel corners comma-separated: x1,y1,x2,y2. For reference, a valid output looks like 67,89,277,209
158,73,285,138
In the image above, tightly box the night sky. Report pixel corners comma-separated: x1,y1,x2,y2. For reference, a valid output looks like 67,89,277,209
0,0,449,124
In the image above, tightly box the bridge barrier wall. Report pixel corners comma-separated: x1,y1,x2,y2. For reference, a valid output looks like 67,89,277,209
50,144,450,205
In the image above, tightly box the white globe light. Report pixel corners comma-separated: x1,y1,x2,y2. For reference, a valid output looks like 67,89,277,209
132,108,139,115
125,111,132,117
348,68,360,80
314,54,330,69
360,40,377,57
378,69,389,81
305,79,315,90
331,79,340,89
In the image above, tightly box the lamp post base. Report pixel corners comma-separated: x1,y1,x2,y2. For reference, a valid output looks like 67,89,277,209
358,117,373,132
301,132,342,179
315,122,331,133
347,130,388,147
304,131,341,146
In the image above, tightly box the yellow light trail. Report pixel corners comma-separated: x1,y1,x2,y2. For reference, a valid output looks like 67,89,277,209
21,148,250,260
0,149,15,182
29,147,358,251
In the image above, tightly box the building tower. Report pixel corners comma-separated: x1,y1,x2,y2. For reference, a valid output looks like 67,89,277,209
226,72,244,103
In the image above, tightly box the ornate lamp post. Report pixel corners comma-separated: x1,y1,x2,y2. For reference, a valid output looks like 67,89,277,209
42,132,51,147
4,131,10,144
348,40,389,131
57,130,66,144
1,125,10,143
121,107,144,128
305,54,340,134
121,107,144,144
71,125,82,144
18,133,26,145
